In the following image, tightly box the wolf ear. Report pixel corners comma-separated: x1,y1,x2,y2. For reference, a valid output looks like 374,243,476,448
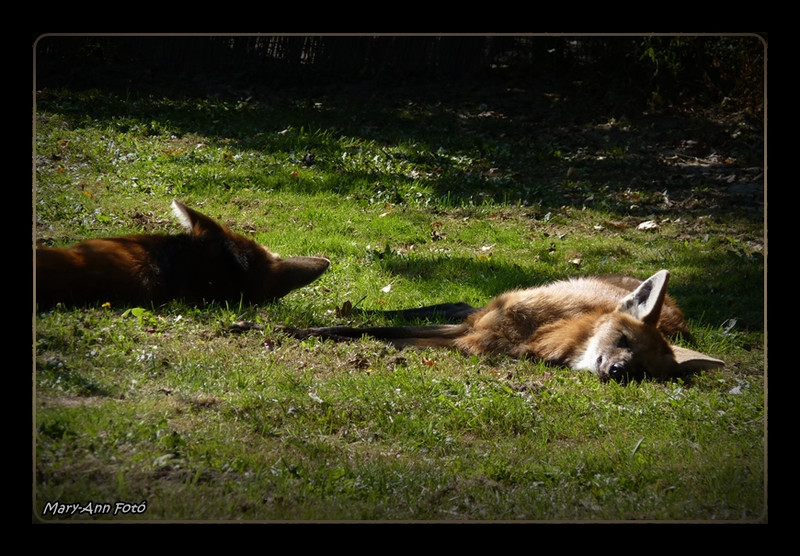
671,344,725,372
171,199,226,237
617,269,669,326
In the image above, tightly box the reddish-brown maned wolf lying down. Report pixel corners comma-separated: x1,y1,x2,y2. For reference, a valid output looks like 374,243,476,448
36,200,329,308
284,270,723,382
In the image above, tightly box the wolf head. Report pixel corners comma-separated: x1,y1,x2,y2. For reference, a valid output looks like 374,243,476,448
171,200,330,303
580,270,724,382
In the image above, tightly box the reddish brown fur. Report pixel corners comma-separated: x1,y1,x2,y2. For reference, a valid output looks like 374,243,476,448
285,271,723,382
35,200,329,308
454,275,688,355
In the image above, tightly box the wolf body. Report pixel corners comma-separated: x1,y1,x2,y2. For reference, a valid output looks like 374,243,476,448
286,270,723,382
35,200,329,308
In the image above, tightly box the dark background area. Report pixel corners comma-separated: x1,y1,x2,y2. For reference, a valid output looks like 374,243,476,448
34,34,764,116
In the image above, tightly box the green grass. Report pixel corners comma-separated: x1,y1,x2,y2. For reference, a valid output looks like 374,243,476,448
34,87,765,522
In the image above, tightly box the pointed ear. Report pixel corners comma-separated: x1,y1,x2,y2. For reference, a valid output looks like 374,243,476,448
671,344,725,372
171,199,225,237
616,269,670,325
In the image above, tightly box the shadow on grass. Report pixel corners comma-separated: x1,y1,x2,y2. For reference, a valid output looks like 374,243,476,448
36,85,764,219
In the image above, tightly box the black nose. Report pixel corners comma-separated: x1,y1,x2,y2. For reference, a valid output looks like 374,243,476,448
609,362,626,382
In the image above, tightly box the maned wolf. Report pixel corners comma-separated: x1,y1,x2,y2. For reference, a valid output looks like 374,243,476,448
35,200,330,308
284,270,723,382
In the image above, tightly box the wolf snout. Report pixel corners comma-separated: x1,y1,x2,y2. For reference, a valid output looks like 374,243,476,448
595,354,629,382
282,256,330,282
608,362,626,382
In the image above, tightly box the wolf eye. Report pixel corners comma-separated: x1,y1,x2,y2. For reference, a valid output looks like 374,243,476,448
617,335,629,348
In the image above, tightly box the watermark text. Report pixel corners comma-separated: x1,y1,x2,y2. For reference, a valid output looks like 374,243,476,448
42,500,148,517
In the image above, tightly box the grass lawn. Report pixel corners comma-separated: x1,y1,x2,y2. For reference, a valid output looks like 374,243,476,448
33,79,765,522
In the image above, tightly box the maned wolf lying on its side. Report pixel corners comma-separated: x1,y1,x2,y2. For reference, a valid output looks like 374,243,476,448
36,200,330,308
284,270,723,382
